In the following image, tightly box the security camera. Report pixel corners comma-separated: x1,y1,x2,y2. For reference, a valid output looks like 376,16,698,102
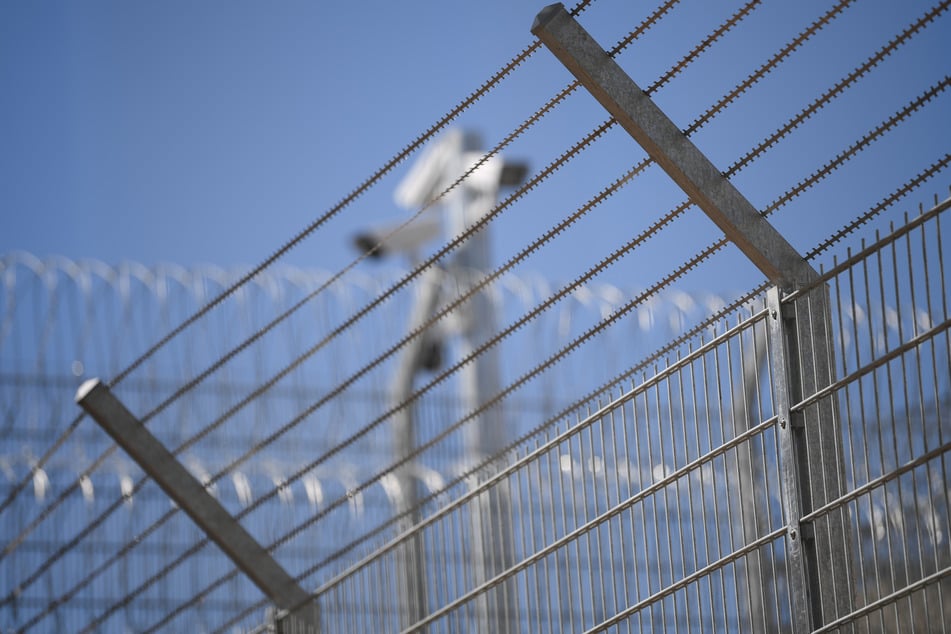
354,128,529,260
394,129,483,208
352,215,442,259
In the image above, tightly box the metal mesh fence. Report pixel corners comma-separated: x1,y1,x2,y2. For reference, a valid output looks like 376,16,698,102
1,0,949,631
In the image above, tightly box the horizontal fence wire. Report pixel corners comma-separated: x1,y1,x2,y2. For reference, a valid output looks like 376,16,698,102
2,0,950,631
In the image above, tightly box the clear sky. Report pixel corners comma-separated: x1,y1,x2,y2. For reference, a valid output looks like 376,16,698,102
2,0,949,293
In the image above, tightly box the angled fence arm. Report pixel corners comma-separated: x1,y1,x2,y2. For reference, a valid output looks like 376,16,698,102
75,379,319,633
531,2,818,290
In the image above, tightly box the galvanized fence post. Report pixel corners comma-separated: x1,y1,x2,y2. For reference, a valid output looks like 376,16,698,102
767,285,853,631
767,287,815,630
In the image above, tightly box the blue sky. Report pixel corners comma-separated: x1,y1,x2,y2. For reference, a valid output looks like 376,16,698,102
2,0,949,293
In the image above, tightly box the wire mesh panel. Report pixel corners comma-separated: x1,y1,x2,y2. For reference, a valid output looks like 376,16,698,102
313,304,788,632
797,201,951,632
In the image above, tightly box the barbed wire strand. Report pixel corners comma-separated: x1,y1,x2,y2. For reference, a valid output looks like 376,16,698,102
0,0,597,526
104,51,948,634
